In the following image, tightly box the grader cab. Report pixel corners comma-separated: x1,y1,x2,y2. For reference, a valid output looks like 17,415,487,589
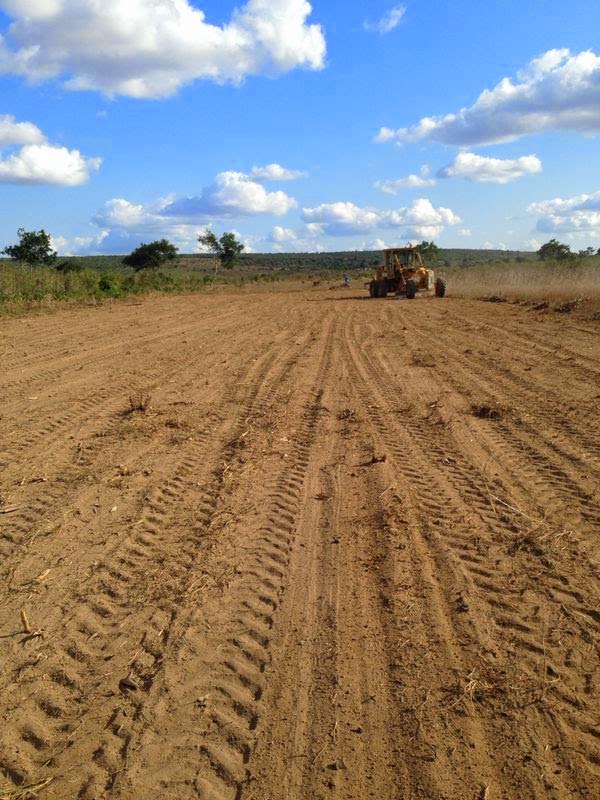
368,247,446,299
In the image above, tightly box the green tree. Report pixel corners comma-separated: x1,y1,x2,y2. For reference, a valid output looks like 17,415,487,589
578,246,595,258
537,239,575,262
198,230,245,271
416,240,440,263
123,239,178,271
2,228,57,267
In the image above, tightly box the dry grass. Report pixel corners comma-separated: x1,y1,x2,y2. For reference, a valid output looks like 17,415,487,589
447,259,600,313
126,391,152,414
0,778,54,799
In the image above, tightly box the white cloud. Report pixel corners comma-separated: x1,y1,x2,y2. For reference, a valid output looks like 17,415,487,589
528,190,600,217
302,197,460,239
528,189,600,234
0,0,326,99
359,238,388,251
482,241,509,251
375,49,600,146
305,222,325,237
0,113,101,185
270,225,298,243
364,5,406,35
458,228,472,237
302,201,382,235
0,143,101,185
266,225,324,252
375,166,435,193
250,163,306,181
525,238,542,251
0,113,45,145
93,198,147,228
438,152,542,183
70,166,298,254
163,171,297,218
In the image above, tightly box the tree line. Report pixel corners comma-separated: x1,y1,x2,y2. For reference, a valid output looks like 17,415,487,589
2,228,599,270
1,228,246,272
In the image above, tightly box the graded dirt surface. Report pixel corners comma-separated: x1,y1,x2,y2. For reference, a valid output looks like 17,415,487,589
0,288,598,800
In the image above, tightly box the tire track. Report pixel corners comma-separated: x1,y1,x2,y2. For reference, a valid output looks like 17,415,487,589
346,309,600,793
0,326,316,797
114,316,338,800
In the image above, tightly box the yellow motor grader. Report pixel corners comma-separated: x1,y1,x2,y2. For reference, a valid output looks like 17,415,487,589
367,246,446,299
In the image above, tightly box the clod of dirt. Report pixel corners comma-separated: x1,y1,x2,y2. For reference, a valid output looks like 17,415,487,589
532,302,549,311
337,408,358,421
411,350,436,368
119,676,139,693
365,454,387,466
555,298,582,314
455,593,469,613
481,295,507,303
471,402,505,421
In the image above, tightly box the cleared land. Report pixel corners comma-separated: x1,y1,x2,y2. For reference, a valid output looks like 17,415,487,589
0,288,598,800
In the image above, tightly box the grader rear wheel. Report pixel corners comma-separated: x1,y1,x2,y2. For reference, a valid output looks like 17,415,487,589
435,277,447,298
406,279,416,300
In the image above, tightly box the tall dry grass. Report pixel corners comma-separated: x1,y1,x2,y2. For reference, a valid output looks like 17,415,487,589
445,259,600,309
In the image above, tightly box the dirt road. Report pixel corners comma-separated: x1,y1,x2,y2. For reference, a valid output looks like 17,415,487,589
1,289,598,800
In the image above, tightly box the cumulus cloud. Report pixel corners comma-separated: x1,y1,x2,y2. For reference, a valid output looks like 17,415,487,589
524,238,542,251
0,113,101,185
266,224,324,252
364,5,406,35
482,241,509,251
0,0,326,98
69,166,298,254
302,197,460,238
376,49,600,146
163,171,297,218
528,189,600,233
375,165,435,193
438,152,542,183
250,163,306,181
302,202,381,236
0,113,45,146
0,143,101,185
359,238,389,251
269,225,298,243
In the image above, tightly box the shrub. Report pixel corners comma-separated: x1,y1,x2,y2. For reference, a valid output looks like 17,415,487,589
123,239,178,271
98,274,122,297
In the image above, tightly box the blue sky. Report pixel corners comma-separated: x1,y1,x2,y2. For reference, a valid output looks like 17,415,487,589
0,0,599,255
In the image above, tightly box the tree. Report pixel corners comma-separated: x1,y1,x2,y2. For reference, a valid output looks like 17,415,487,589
2,228,57,267
198,230,245,271
578,246,595,258
537,239,575,262
416,240,440,263
123,239,178,271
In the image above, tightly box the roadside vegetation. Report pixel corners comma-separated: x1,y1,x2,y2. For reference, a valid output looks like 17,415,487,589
1,228,598,314
445,258,600,307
